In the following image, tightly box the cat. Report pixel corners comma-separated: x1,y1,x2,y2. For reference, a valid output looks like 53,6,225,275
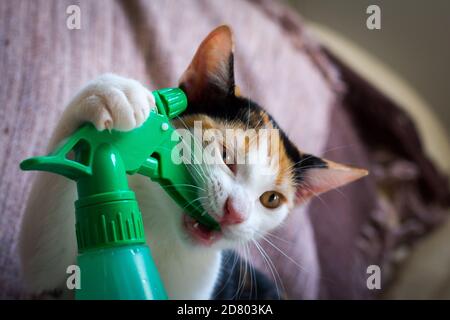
18,25,367,299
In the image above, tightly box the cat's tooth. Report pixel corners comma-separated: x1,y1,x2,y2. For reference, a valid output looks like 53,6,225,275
193,222,199,229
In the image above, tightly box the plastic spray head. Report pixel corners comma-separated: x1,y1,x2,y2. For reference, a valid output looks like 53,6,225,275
20,88,220,246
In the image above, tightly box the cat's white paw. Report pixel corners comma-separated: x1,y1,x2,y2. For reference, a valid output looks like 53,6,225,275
76,73,155,131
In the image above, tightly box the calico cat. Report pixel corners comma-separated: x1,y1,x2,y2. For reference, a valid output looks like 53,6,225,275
19,25,367,299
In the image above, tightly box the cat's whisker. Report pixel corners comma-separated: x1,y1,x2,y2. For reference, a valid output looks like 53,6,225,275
240,242,249,300
213,251,240,299
232,241,246,300
330,185,349,201
253,228,292,245
180,196,208,211
162,183,206,192
239,241,250,299
265,232,292,245
320,143,356,156
251,239,283,299
252,240,278,296
259,229,339,288
185,163,206,185
258,234,308,273
254,113,264,129
179,137,208,183
247,243,255,299
242,242,253,299
252,227,315,284
246,100,251,131
257,240,286,297
183,128,215,180
245,242,257,299
241,243,250,299
246,127,262,149
174,132,206,183
174,116,212,181
295,188,312,208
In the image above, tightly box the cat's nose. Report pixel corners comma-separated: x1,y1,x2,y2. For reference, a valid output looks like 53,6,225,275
222,197,246,225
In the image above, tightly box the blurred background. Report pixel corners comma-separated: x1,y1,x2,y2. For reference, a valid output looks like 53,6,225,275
285,0,450,298
287,0,450,173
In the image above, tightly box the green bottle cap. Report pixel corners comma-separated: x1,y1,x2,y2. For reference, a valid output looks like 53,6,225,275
155,87,188,119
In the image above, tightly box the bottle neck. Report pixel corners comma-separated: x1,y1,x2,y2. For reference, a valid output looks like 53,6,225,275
74,143,146,252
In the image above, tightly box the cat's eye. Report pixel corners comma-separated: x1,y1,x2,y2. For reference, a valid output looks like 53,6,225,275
260,191,284,209
222,145,236,173
222,148,232,163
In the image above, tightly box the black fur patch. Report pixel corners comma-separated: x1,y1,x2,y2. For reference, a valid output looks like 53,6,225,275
292,153,328,184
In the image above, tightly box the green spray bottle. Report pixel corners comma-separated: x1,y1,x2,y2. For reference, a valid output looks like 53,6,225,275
20,88,219,300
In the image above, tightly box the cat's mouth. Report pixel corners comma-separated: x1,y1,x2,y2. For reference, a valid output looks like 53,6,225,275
183,214,222,246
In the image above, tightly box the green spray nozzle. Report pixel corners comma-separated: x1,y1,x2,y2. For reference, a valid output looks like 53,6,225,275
21,88,219,251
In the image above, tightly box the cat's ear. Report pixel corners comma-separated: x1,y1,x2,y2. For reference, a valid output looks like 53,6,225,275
179,25,235,102
295,155,368,204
